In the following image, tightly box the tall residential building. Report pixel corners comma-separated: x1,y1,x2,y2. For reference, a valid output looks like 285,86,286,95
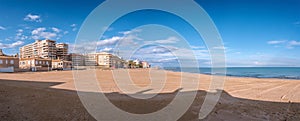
56,43,69,60
38,40,57,59
20,43,35,58
20,39,68,60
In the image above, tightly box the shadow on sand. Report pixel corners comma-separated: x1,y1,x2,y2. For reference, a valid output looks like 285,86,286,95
0,79,299,121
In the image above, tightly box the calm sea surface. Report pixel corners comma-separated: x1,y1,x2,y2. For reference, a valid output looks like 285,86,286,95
163,67,300,80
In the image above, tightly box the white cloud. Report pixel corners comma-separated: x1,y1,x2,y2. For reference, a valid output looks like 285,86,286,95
100,47,114,52
31,27,45,34
24,14,42,22
190,45,205,49
11,41,24,47
15,29,28,41
154,36,179,44
0,26,6,30
97,29,142,47
268,40,300,49
212,46,227,50
70,24,77,31
267,40,286,45
72,28,77,31
119,29,141,35
288,40,300,46
97,36,122,46
70,24,76,27
152,58,178,63
63,31,69,35
17,29,23,33
287,40,300,49
0,41,24,48
52,27,60,33
31,27,57,40
140,46,178,54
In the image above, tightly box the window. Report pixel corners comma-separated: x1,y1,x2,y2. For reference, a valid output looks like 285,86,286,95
6,60,8,64
36,61,38,64
39,61,42,64
10,60,14,64
46,61,49,65
0,59,2,64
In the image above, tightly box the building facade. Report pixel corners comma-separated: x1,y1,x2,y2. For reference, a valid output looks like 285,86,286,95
80,52,124,69
141,61,150,68
0,49,19,72
97,52,124,68
19,58,52,71
52,59,72,70
85,53,98,66
20,39,68,60
56,43,69,60
68,53,85,66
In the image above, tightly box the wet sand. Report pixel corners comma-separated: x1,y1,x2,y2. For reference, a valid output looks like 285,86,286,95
0,69,299,121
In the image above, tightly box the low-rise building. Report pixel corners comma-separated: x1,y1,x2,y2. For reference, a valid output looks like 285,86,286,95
19,58,52,71
133,59,142,68
52,59,72,70
0,49,19,72
141,61,150,68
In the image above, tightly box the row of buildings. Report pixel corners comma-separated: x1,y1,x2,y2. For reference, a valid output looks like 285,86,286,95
0,39,150,72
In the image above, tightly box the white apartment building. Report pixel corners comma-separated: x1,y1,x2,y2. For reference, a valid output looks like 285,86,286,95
97,52,124,68
20,39,68,60
68,53,85,66
85,53,98,66
56,43,69,60
82,52,124,68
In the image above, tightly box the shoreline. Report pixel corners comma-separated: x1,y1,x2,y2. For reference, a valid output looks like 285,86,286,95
161,67,300,80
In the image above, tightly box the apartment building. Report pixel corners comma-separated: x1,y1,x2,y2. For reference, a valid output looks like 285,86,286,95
97,52,124,68
20,39,68,60
0,49,19,72
56,43,69,60
80,52,124,68
20,43,34,58
68,53,85,66
85,53,98,66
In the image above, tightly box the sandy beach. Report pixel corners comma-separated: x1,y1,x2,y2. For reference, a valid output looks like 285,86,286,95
0,69,299,121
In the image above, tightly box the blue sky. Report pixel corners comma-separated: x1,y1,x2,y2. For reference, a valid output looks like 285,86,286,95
0,0,300,67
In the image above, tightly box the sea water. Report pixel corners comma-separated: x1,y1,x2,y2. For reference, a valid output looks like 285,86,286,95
163,67,300,80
